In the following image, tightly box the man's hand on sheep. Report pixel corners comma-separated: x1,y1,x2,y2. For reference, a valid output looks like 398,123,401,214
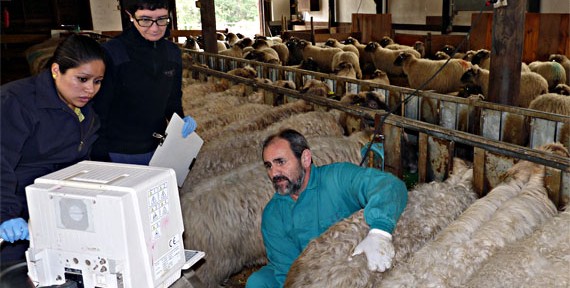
350,229,394,272
182,115,197,138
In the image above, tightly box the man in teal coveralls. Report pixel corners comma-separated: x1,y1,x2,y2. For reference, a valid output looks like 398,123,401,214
246,129,408,288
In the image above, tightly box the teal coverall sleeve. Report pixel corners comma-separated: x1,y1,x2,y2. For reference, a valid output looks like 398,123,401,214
260,200,301,287
344,165,408,233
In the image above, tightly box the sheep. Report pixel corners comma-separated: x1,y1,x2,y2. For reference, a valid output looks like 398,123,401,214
440,44,466,59
244,47,281,64
297,39,343,73
343,37,376,76
463,208,570,288
335,62,357,79
364,42,422,76
528,60,567,91
284,158,478,288
339,91,388,135
379,36,414,51
379,143,565,288
470,49,491,69
217,40,229,52
181,135,370,287
394,51,472,94
201,110,345,153
199,100,314,142
225,32,239,46
270,43,290,65
528,93,570,149
460,65,548,108
434,51,451,60
284,37,304,65
184,36,201,51
219,40,246,58
413,41,426,58
194,102,271,135
553,83,570,95
332,51,362,79
324,38,360,57
549,54,570,85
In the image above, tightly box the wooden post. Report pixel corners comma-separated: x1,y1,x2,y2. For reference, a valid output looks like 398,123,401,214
487,0,527,106
199,0,217,54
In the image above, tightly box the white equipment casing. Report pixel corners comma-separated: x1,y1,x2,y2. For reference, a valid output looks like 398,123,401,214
25,161,185,288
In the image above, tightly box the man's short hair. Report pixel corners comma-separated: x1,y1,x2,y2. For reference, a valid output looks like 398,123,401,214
123,0,169,15
262,129,310,160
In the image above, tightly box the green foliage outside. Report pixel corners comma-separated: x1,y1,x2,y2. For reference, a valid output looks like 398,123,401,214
176,0,260,36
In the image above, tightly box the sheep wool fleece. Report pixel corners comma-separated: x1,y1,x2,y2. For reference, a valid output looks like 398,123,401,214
92,26,184,157
248,162,408,288
1,70,99,262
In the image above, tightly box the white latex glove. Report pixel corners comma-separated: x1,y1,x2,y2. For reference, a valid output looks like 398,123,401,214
350,228,394,272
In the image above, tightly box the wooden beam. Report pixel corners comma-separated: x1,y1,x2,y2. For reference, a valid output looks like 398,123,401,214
199,0,218,54
487,0,527,106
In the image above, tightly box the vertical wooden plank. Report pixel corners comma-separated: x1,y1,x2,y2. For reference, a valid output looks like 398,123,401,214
562,172,570,210
473,147,486,197
383,123,403,178
524,13,541,63
469,13,492,50
559,15,570,55
418,132,428,183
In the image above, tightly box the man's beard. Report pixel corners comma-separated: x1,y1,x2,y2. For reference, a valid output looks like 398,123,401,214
272,165,305,197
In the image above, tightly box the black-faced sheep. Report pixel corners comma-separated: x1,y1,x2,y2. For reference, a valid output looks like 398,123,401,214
225,32,239,46
284,158,478,288
434,51,451,60
324,38,360,57
460,65,548,108
379,143,565,288
297,39,343,73
549,54,570,85
528,60,567,91
364,42,422,76
184,36,201,51
343,37,376,76
339,91,388,135
270,43,290,65
219,40,246,58
393,51,472,94
379,36,414,51
244,48,281,64
553,83,570,95
470,49,491,70
441,44,466,59
332,51,362,79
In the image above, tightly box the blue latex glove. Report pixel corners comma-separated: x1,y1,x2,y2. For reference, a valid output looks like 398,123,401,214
182,115,197,138
0,218,29,243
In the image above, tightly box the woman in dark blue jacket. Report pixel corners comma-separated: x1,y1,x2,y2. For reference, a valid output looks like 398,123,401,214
0,34,105,265
92,0,197,165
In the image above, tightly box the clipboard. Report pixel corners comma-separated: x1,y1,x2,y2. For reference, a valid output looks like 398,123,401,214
149,113,203,187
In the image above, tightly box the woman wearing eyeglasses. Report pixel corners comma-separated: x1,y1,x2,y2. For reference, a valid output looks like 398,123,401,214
92,0,197,165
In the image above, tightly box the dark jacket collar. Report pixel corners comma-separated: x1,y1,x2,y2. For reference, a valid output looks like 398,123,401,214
35,70,67,109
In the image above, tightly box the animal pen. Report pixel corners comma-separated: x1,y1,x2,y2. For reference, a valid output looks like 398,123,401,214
184,49,570,210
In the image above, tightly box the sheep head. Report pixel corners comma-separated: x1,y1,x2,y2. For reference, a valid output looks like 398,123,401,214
297,40,312,50
442,45,456,56
239,37,253,47
216,32,225,41
548,54,568,63
324,38,337,47
379,36,395,47
340,93,363,105
435,51,451,60
471,49,490,65
460,66,482,85
457,84,483,98
393,51,413,66
344,37,360,46
364,42,380,53
299,57,320,72
360,91,388,110
252,39,270,50
553,83,570,95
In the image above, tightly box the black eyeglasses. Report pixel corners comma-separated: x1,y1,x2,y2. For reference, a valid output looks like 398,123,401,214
133,17,170,27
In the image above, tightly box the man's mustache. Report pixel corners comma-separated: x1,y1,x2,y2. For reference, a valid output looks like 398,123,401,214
272,175,290,184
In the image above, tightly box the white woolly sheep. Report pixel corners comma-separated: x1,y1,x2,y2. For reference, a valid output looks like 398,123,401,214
332,51,362,79
364,42,422,76
464,207,570,288
225,32,239,46
460,65,548,108
297,39,343,73
379,36,414,51
219,40,246,58
284,158,478,288
549,54,570,85
324,38,360,57
394,51,472,93
528,60,567,91
244,47,281,64
379,143,565,288
528,93,570,149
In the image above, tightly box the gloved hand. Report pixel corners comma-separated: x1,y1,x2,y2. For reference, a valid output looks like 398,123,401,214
0,218,29,243
350,228,394,272
181,115,197,138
